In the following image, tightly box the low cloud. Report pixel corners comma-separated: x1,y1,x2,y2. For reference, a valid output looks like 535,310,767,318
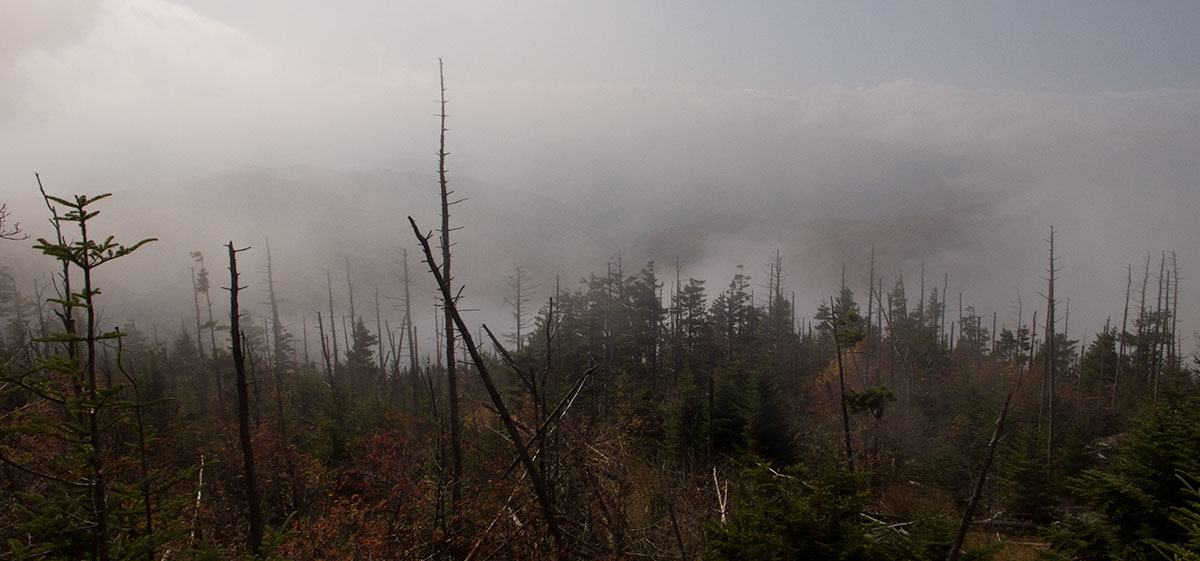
1,1,1197,351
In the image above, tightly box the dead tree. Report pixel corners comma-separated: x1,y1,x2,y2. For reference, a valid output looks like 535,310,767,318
375,288,386,375
410,217,564,552
506,264,535,351
316,312,333,386
0,202,26,240
227,242,263,555
345,256,357,328
1170,252,1180,370
1136,253,1150,383
1152,252,1167,400
436,58,466,517
1042,227,1060,469
264,239,300,512
947,392,1012,561
265,239,289,375
190,267,205,356
191,251,219,360
832,296,855,472
402,248,420,414
866,244,875,384
325,269,340,370
1113,264,1130,408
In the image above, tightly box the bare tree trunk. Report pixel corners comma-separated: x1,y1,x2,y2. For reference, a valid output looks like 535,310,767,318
1044,227,1058,470
833,296,854,472
227,242,263,555
1113,264,1130,408
1153,252,1166,401
191,268,204,356
1170,252,1180,370
197,254,218,361
410,217,564,553
326,270,340,371
79,211,111,561
947,392,1012,561
1136,253,1150,384
673,258,683,382
266,239,288,375
264,240,300,513
403,249,420,414
114,336,156,561
341,315,350,369
376,288,386,375
345,256,357,327
507,264,533,351
317,312,333,386
435,58,465,519
866,244,875,384
942,272,949,344
1098,317,1110,401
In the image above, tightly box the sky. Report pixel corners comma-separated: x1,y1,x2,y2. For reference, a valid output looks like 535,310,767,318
2,1,1199,355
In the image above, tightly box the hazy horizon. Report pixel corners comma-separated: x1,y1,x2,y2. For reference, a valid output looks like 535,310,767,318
2,1,1199,357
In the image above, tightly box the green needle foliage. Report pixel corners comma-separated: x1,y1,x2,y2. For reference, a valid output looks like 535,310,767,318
0,190,194,560
1044,393,1200,561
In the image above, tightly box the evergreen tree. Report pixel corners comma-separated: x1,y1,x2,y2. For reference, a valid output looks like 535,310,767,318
629,262,666,374
346,317,378,378
666,373,708,463
2,191,175,561
744,370,796,465
994,325,1032,371
1047,393,1200,560
706,464,891,561
1081,326,1121,394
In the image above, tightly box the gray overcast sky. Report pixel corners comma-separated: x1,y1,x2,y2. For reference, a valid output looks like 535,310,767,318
2,0,1199,345
173,1,1200,91
4,0,1199,182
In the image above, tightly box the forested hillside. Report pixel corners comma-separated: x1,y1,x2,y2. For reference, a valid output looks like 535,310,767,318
1,183,1195,561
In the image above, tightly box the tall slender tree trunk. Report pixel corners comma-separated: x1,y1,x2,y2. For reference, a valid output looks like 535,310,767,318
79,216,111,561
1170,252,1180,370
436,58,465,520
302,313,310,374
376,288,385,375
866,244,875,384
947,393,1012,561
833,297,854,472
317,313,333,386
410,217,564,552
326,270,340,371
227,242,263,555
1136,253,1150,384
199,256,217,361
403,249,420,414
345,256,357,327
1044,227,1058,470
264,240,300,513
1097,317,1110,401
1153,252,1166,401
265,240,288,375
1113,264,1130,407
191,268,204,356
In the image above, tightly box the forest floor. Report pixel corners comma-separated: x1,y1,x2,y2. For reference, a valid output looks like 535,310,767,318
968,532,1048,561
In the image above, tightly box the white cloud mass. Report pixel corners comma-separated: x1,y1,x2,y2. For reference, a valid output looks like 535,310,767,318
1,0,1198,349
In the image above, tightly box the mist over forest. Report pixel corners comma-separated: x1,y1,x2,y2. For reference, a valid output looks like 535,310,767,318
5,80,1198,355
3,2,1200,560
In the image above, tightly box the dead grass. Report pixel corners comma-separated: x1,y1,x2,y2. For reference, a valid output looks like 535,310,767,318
874,482,956,519
967,531,1048,561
